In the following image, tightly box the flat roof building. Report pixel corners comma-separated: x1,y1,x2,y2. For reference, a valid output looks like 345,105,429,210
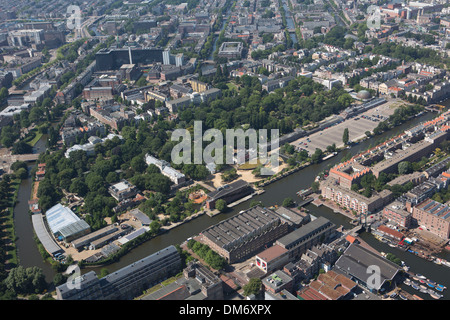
218,42,243,59
275,217,336,262
412,199,450,239
71,224,118,250
255,245,289,274
108,180,138,202
56,245,182,300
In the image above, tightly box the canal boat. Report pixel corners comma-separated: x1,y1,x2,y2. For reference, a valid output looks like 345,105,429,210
322,152,337,161
436,284,446,290
428,290,443,299
411,283,420,291
296,188,313,197
430,292,443,299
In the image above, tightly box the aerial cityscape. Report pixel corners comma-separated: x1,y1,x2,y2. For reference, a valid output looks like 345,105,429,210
0,0,449,306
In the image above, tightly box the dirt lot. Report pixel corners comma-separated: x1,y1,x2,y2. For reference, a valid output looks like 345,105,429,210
404,227,448,256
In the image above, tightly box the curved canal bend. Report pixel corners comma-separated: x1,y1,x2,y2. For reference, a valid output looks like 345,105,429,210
13,102,450,299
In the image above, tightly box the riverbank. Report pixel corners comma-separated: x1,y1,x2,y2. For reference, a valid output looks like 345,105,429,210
2,178,21,269
311,193,357,220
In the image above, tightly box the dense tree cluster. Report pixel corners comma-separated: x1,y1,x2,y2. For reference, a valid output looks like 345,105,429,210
187,239,227,270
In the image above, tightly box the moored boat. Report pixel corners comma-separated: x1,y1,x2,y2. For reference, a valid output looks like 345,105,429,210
429,290,442,299
416,274,426,279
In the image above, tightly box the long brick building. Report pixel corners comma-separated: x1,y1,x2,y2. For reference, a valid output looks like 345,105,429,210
198,206,289,263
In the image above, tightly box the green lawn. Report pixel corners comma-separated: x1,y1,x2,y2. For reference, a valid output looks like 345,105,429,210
26,132,43,147
238,159,263,170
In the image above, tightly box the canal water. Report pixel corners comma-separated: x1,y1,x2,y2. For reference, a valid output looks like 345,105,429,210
281,0,297,45
12,134,57,283
13,101,449,296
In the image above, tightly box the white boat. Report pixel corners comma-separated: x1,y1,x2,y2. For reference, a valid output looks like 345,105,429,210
416,274,426,280
429,290,443,299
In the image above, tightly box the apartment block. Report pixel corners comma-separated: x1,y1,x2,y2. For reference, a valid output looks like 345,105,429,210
412,199,450,239
56,246,182,300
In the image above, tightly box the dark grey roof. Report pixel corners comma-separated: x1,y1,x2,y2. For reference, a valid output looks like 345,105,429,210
207,179,250,200
99,245,179,285
56,271,100,297
276,217,335,248
274,206,304,225
201,206,280,250
334,243,400,290
129,208,152,225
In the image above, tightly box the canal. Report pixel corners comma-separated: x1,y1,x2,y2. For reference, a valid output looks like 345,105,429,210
12,100,449,296
13,134,57,283
281,0,298,45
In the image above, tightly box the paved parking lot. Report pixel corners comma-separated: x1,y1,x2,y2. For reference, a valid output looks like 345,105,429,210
291,99,402,155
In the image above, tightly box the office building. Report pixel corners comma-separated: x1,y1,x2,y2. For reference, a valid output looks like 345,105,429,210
95,48,164,71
